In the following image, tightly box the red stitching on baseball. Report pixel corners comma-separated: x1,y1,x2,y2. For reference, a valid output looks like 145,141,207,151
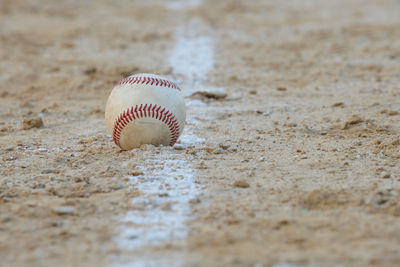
112,104,181,148
116,75,181,91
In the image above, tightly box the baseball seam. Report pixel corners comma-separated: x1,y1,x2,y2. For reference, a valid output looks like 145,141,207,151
112,103,181,148
116,76,181,91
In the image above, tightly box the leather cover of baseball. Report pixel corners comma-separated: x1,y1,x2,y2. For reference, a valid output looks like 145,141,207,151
105,73,186,150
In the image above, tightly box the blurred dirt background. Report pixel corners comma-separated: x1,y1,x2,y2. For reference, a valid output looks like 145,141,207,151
1,0,400,266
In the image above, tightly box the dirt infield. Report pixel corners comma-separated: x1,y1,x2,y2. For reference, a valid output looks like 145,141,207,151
1,0,400,266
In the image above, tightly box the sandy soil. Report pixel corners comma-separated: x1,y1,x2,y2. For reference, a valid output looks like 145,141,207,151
1,0,400,266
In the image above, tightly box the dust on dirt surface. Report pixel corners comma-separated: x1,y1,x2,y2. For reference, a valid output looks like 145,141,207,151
1,0,400,266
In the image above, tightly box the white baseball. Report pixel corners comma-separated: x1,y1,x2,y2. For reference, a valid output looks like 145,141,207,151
105,73,186,150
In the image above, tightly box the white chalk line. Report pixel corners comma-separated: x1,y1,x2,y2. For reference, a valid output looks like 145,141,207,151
170,24,214,85
166,0,203,10
113,3,213,265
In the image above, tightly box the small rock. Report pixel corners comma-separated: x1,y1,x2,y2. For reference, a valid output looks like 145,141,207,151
2,156,17,161
173,144,185,150
380,109,399,116
190,88,227,100
189,198,201,204
130,170,144,176
202,147,216,153
219,143,230,150
342,115,363,130
22,117,44,129
381,172,391,179
332,102,344,108
1,126,13,132
50,66,60,72
233,180,250,188
31,183,46,189
230,75,238,81
83,67,97,75
277,87,287,91
127,235,138,240
52,206,76,215
42,169,60,174
248,90,257,95
27,201,37,207
50,220,64,227
213,148,225,154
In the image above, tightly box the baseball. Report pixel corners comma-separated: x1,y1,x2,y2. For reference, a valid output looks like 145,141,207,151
105,73,186,150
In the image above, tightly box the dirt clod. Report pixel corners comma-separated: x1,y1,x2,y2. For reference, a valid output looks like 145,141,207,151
190,90,227,100
52,206,76,215
233,180,250,188
342,115,363,130
22,117,44,129
332,102,344,107
173,144,185,150
248,90,257,95
130,170,144,176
